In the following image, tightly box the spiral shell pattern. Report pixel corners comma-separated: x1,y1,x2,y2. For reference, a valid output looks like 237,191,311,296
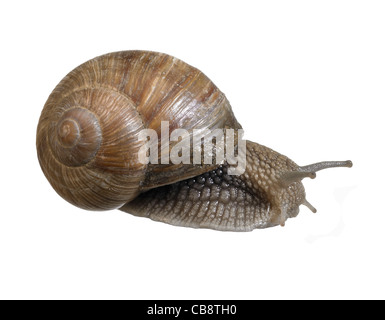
37,51,241,210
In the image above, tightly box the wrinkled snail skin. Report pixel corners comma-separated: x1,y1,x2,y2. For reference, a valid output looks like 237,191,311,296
122,141,352,231
37,50,353,231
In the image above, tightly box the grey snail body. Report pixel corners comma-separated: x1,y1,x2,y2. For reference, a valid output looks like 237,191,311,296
36,50,352,231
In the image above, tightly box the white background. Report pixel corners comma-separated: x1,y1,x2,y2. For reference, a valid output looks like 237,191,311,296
0,0,384,300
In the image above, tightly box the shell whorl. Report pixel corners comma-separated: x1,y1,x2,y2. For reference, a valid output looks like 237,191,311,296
37,51,241,210
37,86,147,210
51,107,102,166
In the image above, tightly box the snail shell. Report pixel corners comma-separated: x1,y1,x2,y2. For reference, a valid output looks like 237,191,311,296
37,51,240,211
37,50,352,231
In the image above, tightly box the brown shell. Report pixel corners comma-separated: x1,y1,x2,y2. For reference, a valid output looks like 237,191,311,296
36,50,241,210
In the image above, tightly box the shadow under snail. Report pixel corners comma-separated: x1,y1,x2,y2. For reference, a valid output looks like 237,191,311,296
36,50,352,231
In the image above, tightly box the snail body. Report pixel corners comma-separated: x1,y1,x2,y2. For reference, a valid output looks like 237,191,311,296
37,50,352,231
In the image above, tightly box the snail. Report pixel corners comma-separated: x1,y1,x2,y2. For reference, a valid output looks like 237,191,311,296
36,50,352,231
